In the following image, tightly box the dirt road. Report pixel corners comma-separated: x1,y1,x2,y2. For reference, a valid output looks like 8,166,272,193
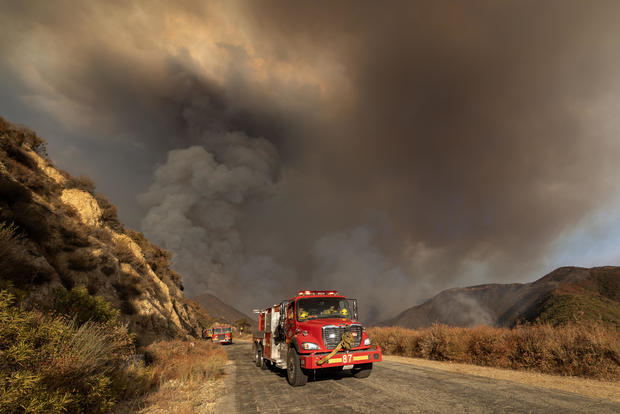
215,342,619,413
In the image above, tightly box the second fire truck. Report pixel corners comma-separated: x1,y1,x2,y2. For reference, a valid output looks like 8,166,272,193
204,324,233,344
253,290,382,386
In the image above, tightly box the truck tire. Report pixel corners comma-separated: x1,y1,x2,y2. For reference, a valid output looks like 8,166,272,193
286,348,308,386
352,363,372,378
254,343,261,367
259,348,269,370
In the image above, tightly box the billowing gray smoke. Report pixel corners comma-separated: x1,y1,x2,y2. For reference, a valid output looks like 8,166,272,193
138,132,283,308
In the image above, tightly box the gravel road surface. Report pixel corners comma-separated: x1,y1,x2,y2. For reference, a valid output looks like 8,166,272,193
215,341,620,413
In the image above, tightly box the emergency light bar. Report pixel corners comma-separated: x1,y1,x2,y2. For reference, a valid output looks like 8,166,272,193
297,290,338,296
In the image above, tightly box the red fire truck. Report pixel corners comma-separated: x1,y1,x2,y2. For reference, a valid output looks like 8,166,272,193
203,325,233,344
252,290,382,386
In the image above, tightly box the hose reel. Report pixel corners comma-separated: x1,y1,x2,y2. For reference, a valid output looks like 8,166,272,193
317,330,355,366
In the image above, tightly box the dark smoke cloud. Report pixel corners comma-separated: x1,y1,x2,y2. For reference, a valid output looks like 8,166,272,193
2,1,620,320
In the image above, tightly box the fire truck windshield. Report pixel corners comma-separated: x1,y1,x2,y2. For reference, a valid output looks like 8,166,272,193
223,327,232,333
213,328,222,334
297,297,352,320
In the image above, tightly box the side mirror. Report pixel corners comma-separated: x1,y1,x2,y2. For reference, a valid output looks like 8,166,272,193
349,299,358,321
279,301,288,328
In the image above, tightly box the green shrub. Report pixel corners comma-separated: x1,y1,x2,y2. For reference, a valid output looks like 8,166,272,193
54,286,120,326
0,290,154,413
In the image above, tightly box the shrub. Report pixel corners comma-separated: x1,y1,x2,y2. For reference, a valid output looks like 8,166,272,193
0,221,25,274
94,193,121,230
54,286,120,326
59,220,91,249
0,117,47,155
0,175,32,205
112,237,140,268
0,290,149,413
68,175,96,194
0,221,52,287
67,249,98,272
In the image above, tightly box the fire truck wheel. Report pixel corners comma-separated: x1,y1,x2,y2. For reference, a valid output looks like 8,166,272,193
260,354,269,370
254,343,261,367
352,363,373,378
286,348,308,386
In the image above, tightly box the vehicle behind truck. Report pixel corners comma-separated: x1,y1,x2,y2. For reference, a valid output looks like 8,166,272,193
252,290,382,386
204,325,233,344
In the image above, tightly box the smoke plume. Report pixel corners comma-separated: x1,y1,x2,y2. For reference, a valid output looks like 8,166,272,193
138,132,282,308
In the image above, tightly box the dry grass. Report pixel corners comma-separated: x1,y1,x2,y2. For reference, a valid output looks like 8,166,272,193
368,322,620,380
115,340,227,413
145,340,227,384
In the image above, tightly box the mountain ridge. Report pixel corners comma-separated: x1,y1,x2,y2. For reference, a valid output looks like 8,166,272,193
192,292,257,329
380,266,620,329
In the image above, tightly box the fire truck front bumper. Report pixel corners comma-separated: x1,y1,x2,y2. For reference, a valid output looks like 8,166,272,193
299,346,382,370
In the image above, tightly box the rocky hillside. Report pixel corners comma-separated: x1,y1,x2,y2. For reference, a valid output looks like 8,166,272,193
380,266,620,329
0,117,212,345
192,292,257,329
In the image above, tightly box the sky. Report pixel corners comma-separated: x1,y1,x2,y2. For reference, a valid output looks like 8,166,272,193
2,0,620,322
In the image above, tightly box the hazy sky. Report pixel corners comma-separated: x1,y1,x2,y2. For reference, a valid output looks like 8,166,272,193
2,1,620,320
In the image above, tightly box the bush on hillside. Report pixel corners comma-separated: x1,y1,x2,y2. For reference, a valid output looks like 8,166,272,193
0,117,47,155
68,175,96,194
95,193,122,231
54,286,120,326
0,221,53,287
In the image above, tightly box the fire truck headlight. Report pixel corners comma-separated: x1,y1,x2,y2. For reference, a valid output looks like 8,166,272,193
301,342,320,350
363,338,371,346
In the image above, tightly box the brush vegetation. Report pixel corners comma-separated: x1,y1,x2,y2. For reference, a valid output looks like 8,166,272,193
368,322,620,381
0,289,146,413
0,289,227,413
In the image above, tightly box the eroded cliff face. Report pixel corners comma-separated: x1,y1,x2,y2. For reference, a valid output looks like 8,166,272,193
0,118,211,345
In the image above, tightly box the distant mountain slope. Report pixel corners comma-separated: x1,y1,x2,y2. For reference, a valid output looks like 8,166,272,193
192,292,257,328
380,266,620,329
0,117,212,345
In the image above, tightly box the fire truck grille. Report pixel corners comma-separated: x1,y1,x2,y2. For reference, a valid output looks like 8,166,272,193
216,334,226,341
322,325,362,349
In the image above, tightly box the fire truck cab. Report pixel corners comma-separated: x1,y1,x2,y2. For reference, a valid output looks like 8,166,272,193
252,290,382,386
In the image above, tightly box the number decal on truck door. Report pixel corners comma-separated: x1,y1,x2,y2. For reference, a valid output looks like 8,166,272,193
342,354,353,364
